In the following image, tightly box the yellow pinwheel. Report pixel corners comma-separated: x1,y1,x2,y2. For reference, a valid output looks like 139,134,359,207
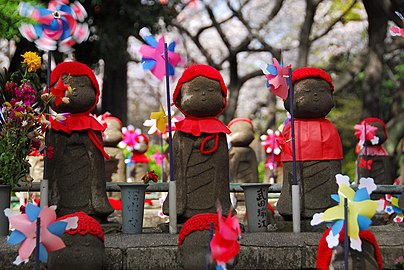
150,103,168,133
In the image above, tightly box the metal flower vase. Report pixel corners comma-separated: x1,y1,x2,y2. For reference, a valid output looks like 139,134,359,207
119,183,148,234
0,185,11,236
241,183,271,232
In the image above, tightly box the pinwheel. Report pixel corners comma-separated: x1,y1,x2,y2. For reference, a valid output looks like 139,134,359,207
262,58,291,100
390,12,404,37
385,194,404,223
118,126,148,154
311,175,383,251
50,77,70,106
138,28,182,80
150,104,168,134
152,149,166,166
358,157,373,170
18,0,89,52
210,206,241,268
4,203,78,265
354,123,379,147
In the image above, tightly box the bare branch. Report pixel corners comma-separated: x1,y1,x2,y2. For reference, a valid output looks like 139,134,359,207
202,0,232,49
311,0,358,42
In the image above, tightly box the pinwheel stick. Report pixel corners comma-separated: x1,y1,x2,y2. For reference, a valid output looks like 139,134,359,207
41,51,51,208
35,217,41,270
344,197,349,270
287,68,301,233
364,124,369,177
270,133,275,183
205,221,214,270
164,43,177,234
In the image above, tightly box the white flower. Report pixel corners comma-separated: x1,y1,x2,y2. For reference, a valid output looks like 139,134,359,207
310,213,324,226
358,177,376,194
335,174,350,187
21,120,28,127
326,230,339,248
350,236,362,252
370,136,379,145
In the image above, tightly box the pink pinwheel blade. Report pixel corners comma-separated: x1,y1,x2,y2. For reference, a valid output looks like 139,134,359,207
9,215,36,239
18,238,36,261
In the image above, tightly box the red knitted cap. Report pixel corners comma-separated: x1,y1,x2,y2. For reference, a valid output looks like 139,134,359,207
316,228,382,270
292,67,334,91
228,118,253,128
178,213,219,247
50,61,100,112
361,117,387,140
173,65,228,109
57,212,105,242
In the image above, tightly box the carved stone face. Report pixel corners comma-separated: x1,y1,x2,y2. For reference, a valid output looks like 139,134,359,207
229,121,254,147
48,234,105,270
103,118,122,146
50,75,96,114
284,78,334,118
177,76,225,117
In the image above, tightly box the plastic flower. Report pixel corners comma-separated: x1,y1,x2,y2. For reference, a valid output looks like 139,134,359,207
21,52,41,72
311,175,382,251
385,194,404,223
262,58,291,100
4,203,78,265
50,77,69,106
142,170,158,184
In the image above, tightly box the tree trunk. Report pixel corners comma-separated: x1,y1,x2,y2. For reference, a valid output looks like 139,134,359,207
296,0,320,67
362,0,390,118
102,59,128,125
223,53,240,124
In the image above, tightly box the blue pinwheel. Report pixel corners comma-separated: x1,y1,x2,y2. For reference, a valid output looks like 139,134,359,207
138,28,182,80
18,0,89,52
5,203,77,265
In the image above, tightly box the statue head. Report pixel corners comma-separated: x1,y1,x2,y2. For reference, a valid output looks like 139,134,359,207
284,67,334,118
173,65,227,117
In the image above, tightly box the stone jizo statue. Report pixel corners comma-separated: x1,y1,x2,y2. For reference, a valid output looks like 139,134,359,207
163,64,232,223
46,61,113,222
278,67,343,219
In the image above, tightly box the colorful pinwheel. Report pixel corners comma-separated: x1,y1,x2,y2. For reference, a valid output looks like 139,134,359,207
260,129,283,170
150,104,168,134
385,194,404,223
311,175,383,251
151,149,166,166
118,125,144,152
262,58,291,100
18,0,89,52
390,12,404,37
138,28,182,80
354,123,379,147
4,203,78,265
210,206,241,268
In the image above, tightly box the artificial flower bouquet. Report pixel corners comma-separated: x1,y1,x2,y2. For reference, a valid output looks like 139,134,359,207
0,52,45,188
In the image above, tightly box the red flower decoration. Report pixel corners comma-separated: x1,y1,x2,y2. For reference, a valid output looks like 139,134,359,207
50,77,69,106
358,157,373,170
142,170,158,184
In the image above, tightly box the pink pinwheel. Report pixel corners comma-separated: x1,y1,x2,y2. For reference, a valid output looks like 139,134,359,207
262,58,291,100
354,123,378,146
152,149,166,166
18,0,89,52
210,206,241,266
261,129,282,156
5,203,78,265
138,28,182,80
390,12,404,37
